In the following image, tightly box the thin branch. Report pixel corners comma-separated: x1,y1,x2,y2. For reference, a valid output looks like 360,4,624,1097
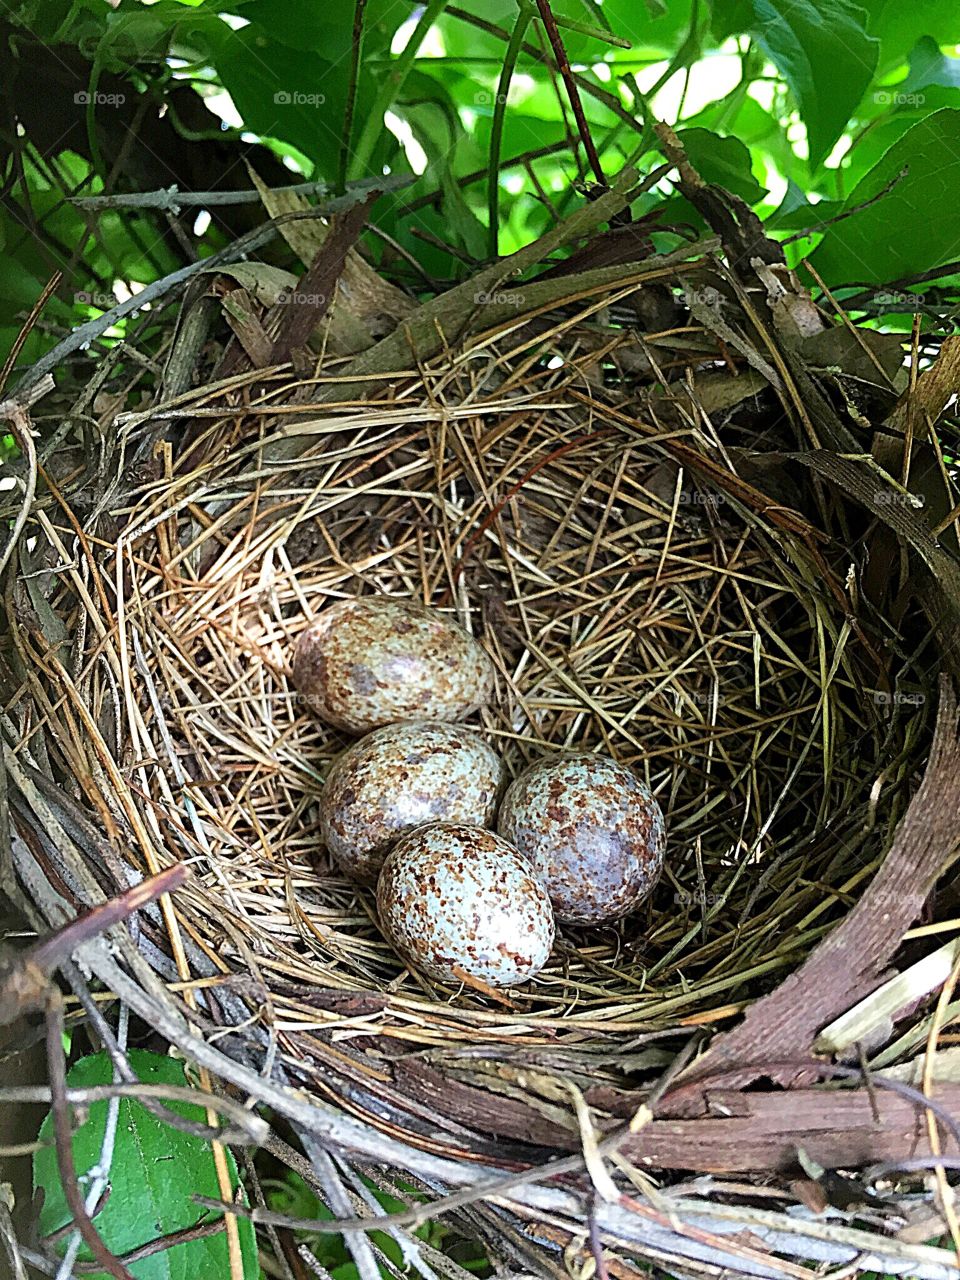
488,4,536,258
0,864,189,1025
44,992,134,1280
0,1082,267,1146
0,400,38,583
70,175,409,212
533,0,605,184
0,273,62,397
300,1133,384,1280
339,0,370,194
783,166,908,246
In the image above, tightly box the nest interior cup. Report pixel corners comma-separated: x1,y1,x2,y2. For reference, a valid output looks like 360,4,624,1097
11,356,930,1192
87,395,916,1024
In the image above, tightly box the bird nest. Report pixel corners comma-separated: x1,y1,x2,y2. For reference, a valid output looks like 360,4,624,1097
5,225,960,1280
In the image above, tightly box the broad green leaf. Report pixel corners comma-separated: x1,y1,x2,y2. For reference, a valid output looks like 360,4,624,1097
234,0,400,57
809,107,960,285
834,115,920,198
685,96,810,188
675,127,765,202
901,35,960,93
866,0,960,75
441,170,488,261
94,3,224,68
604,0,697,56
213,26,372,177
33,1050,258,1280
713,0,878,165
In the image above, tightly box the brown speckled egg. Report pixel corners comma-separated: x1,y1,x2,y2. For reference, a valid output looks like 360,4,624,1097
320,722,505,884
377,823,554,987
293,597,495,734
497,754,665,925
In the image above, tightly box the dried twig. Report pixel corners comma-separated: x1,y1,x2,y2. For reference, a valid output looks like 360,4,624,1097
44,992,133,1280
533,0,604,184
0,863,188,1025
70,176,408,212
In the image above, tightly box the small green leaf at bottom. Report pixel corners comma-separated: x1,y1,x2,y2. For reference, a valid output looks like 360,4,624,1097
33,1049,259,1280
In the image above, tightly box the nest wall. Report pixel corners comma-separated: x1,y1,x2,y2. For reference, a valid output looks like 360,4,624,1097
50,360,927,1047
5,264,955,1280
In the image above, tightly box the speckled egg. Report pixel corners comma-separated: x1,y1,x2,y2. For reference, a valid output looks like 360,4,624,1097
497,754,665,925
377,823,555,987
292,596,495,734
320,722,505,884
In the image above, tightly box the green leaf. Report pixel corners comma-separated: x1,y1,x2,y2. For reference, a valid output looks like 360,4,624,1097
603,0,697,56
95,3,216,66
809,107,960,286
234,0,399,57
213,26,372,178
764,182,842,230
867,0,960,76
441,169,488,261
900,35,960,94
686,95,811,188
675,127,765,202
714,0,878,165
33,1049,258,1280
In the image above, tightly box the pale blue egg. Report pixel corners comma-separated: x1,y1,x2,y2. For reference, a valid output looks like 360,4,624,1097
377,823,555,987
321,722,504,884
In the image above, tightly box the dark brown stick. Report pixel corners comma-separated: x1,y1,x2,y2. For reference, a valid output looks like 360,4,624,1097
31,863,188,973
0,863,188,1026
44,992,134,1280
339,0,370,194
533,0,605,185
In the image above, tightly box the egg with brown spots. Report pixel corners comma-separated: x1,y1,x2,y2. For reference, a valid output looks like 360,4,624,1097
377,823,555,987
293,597,495,734
497,754,665,925
320,722,505,884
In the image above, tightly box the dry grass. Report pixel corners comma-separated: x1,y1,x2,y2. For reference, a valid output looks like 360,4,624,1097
4,275,949,1279
59,320,925,1035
